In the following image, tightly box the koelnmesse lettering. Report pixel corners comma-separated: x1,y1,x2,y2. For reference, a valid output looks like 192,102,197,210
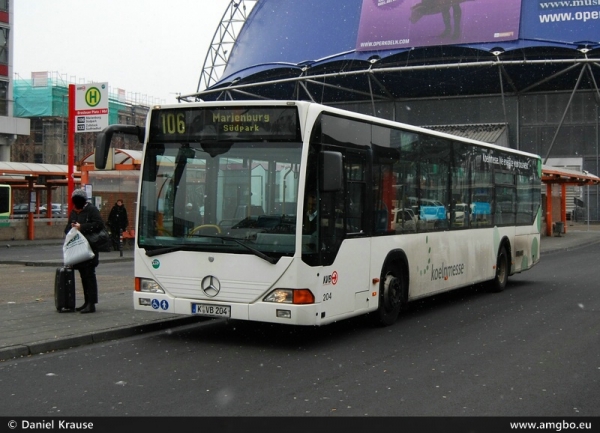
431,261,465,281
20,420,94,429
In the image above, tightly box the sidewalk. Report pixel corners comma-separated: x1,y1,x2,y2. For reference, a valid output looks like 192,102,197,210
0,240,204,361
2,223,600,362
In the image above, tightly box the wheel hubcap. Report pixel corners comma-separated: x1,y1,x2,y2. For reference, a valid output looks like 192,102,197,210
498,256,507,282
383,274,401,311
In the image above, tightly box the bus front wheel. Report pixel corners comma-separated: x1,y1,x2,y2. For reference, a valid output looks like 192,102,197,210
489,245,508,292
373,266,403,326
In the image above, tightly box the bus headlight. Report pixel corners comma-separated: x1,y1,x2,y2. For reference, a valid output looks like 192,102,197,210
263,288,315,304
135,277,165,294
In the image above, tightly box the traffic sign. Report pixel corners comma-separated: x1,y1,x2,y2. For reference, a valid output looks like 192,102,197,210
74,82,109,133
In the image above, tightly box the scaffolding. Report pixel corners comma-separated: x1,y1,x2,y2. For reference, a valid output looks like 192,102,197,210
13,71,165,121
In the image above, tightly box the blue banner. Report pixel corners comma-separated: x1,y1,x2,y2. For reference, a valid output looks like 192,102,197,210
521,1,600,44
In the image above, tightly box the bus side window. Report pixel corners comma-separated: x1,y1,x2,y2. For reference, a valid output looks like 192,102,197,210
374,202,389,234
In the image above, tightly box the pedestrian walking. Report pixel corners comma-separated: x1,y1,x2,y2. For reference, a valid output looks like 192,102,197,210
64,188,104,313
108,199,129,251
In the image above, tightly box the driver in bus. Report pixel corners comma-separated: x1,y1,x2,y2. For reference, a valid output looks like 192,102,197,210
303,193,318,235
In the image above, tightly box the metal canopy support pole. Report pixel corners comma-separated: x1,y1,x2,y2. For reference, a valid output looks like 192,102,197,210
546,183,553,237
46,186,52,226
498,64,508,122
27,177,35,240
298,80,316,103
543,65,586,164
367,73,376,117
586,65,600,223
587,183,590,230
561,183,567,235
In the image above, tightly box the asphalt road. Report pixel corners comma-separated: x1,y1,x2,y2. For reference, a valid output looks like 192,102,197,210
0,242,599,418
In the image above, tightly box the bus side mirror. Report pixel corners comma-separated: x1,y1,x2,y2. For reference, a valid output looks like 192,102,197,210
320,151,343,192
95,125,145,169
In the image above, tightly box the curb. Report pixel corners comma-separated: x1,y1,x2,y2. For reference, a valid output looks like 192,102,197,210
540,235,600,255
0,316,204,362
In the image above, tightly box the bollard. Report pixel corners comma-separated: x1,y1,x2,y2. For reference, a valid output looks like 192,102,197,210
119,228,123,257
554,221,564,237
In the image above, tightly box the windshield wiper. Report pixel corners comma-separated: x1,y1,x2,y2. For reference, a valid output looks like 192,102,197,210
145,245,192,257
216,235,278,264
144,236,278,264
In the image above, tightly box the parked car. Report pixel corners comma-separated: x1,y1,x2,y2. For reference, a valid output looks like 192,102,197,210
393,208,417,232
12,203,66,218
453,203,469,226
47,203,67,217
42,203,67,218
419,204,447,221
12,203,30,218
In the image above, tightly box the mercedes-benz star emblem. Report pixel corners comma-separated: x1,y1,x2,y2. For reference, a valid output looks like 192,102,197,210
201,275,221,297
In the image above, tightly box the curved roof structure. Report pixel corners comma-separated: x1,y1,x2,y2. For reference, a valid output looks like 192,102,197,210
186,0,600,104
0,161,68,176
0,149,141,189
0,162,72,188
81,149,142,167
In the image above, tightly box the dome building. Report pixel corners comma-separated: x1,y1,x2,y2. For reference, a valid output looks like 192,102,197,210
190,0,600,220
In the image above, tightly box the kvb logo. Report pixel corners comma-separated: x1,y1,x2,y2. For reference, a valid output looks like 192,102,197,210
323,271,338,285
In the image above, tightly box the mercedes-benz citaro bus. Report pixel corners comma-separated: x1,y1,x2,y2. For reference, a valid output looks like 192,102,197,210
95,101,541,327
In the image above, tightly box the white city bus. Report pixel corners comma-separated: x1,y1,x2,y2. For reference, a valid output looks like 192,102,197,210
95,101,541,326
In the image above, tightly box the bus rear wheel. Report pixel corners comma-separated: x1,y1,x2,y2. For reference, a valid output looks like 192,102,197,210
489,245,508,292
373,266,403,326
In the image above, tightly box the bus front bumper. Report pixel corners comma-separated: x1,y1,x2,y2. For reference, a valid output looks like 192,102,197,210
133,292,320,326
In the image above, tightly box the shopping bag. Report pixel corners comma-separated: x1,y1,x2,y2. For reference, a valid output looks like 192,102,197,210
63,227,95,266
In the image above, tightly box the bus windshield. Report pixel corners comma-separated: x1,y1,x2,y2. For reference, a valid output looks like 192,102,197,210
138,108,303,259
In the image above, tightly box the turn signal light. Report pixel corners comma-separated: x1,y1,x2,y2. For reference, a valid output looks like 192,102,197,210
264,288,315,304
293,289,315,304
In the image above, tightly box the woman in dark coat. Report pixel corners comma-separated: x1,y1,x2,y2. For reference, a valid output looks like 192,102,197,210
108,199,129,250
64,188,104,313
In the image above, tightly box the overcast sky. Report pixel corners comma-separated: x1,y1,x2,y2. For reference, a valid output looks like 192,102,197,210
13,0,232,104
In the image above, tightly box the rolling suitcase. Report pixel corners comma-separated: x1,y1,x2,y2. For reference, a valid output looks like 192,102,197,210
55,267,76,312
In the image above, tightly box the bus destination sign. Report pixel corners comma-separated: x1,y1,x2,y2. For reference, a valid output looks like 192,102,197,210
150,106,300,142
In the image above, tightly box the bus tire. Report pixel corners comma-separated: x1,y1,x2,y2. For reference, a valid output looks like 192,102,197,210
489,245,508,293
373,264,404,326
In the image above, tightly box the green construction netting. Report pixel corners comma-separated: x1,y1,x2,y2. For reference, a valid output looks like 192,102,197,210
14,78,124,124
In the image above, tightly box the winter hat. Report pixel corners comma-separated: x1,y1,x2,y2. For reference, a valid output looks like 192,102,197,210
71,188,88,209
72,188,88,199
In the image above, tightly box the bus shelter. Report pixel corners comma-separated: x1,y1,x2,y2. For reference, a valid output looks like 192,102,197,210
0,161,79,240
541,165,600,237
79,149,141,240
0,150,141,241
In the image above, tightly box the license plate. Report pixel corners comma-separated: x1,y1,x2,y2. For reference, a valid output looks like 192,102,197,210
192,303,231,318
